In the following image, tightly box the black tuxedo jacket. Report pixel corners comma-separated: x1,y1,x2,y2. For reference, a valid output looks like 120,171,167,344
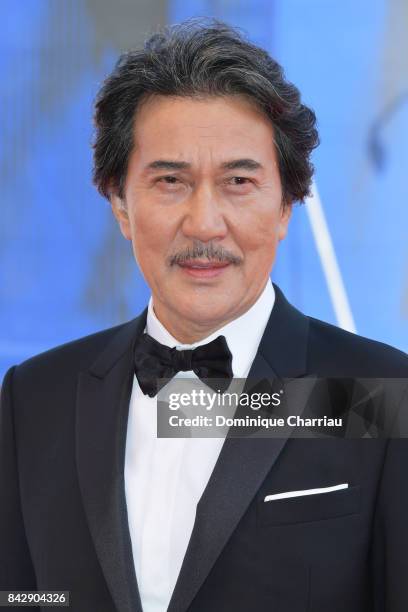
1,284,408,612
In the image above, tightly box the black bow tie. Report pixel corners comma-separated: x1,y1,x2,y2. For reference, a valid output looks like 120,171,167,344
134,333,233,397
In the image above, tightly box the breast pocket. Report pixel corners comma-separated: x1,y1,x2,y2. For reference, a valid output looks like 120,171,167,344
257,485,361,526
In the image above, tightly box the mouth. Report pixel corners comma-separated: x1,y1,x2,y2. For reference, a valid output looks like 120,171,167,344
177,260,231,279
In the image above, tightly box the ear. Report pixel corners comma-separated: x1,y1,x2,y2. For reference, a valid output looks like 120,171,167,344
278,201,292,241
110,193,132,241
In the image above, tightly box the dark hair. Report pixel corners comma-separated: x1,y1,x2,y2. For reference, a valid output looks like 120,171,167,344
92,18,319,204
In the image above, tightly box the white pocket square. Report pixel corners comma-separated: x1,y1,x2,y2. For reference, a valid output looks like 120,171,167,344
264,483,348,502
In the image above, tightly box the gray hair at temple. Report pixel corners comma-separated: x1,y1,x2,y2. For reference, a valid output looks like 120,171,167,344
92,18,319,205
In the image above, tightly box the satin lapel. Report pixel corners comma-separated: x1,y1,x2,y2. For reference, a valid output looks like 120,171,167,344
167,284,310,612
76,313,146,612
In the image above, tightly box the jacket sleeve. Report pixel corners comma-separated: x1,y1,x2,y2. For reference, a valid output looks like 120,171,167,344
0,366,38,600
372,385,408,611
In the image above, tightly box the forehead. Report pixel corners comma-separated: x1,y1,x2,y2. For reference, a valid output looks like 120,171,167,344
130,94,278,166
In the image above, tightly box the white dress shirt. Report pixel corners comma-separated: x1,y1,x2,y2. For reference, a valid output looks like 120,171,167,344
124,280,275,612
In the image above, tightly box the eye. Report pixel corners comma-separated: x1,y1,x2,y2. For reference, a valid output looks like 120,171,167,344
225,176,255,192
158,175,179,184
229,176,252,185
154,175,185,192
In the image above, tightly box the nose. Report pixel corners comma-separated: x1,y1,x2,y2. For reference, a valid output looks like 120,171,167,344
181,183,228,242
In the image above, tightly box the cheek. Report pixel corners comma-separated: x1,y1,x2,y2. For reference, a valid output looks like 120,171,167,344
129,205,163,247
128,204,179,268
233,205,282,253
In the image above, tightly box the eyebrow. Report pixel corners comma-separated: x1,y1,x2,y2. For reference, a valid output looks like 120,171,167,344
145,158,263,172
221,158,263,171
146,160,190,171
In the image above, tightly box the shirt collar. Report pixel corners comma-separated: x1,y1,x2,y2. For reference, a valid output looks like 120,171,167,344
146,279,275,377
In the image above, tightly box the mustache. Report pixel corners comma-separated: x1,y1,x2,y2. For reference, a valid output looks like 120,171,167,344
168,241,243,266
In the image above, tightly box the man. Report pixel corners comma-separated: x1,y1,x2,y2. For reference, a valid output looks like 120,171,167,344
1,19,408,612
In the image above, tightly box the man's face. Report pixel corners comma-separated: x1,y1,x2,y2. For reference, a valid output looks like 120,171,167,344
111,95,291,340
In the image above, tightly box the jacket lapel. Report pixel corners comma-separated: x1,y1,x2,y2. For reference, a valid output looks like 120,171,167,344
167,284,310,612
76,312,147,612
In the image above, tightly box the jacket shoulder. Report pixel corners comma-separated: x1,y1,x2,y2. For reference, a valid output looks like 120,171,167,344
307,316,408,377
6,319,140,388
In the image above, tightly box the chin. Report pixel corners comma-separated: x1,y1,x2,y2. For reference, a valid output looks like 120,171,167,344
176,299,232,328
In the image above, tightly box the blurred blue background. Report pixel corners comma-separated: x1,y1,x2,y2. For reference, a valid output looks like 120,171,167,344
1,0,407,378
